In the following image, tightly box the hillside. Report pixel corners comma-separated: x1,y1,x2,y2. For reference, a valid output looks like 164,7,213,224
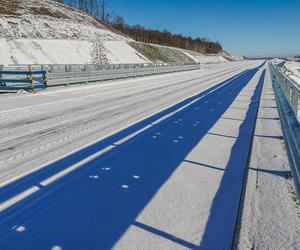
0,0,149,65
129,42,195,64
0,0,229,65
0,0,123,40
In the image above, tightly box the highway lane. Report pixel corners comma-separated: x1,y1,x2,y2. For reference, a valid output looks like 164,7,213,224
0,60,266,249
0,61,257,185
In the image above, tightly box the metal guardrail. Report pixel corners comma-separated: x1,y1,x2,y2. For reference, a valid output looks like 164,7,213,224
0,66,47,91
269,62,300,122
2,63,200,88
269,61,300,199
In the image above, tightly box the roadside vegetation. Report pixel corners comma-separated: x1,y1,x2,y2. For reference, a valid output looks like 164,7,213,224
54,0,223,54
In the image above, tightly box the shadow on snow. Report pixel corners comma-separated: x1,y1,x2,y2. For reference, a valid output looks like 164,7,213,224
0,64,265,249
199,69,266,249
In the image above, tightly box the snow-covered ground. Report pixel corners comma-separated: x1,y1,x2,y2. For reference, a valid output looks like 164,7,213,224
271,58,300,85
1,60,298,249
284,61,300,85
0,39,150,65
0,0,124,40
179,48,228,64
272,58,284,66
0,61,255,185
0,0,149,65
103,41,150,64
0,0,231,65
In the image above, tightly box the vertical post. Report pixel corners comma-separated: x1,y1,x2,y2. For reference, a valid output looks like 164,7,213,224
28,65,34,92
43,69,47,87
0,65,3,86
297,93,300,123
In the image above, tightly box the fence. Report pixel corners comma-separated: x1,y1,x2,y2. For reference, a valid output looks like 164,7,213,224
0,66,47,91
1,63,200,89
269,62,300,122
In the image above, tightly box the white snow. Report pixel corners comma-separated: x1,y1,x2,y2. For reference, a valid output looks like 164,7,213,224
0,0,230,65
0,38,150,65
0,0,125,41
271,58,284,65
177,48,228,64
0,60,271,249
0,61,255,186
0,61,298,249
0,38,93,65
284,61,300,85
271,58,300,85
103,41,150,64
0,0,151,65
238,68,300,249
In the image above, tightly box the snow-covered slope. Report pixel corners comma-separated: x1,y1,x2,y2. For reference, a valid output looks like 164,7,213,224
272,58,300,85
0,0,228,65
0,0,124,40
284,61,300,85
130,42,229,64
0,0,149,65
179,49,228,64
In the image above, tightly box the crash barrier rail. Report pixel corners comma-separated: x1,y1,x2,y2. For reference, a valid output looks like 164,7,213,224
269,62,300,199
269,63,300,122
0,66,47,91
1,63,200,89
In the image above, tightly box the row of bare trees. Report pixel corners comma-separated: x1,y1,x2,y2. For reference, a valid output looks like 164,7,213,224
112,16,222,54
54,0,110,22
54,0,222,54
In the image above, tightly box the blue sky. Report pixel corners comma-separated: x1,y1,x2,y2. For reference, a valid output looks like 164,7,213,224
110,0,300,57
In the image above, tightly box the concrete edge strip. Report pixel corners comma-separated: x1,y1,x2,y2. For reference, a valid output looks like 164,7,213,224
232,66,266,249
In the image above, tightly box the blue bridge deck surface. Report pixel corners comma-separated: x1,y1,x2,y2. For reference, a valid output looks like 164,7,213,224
0,61,297,249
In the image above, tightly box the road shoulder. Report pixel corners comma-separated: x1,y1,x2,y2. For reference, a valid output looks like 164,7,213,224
238,68,300,249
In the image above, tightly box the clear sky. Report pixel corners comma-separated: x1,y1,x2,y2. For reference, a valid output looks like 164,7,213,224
109,0,300,57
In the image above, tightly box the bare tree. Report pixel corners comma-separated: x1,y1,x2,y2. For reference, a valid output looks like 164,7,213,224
52,0,222,54
100,0,110,22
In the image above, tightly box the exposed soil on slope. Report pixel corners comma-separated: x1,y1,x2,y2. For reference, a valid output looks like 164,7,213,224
0,0,21,16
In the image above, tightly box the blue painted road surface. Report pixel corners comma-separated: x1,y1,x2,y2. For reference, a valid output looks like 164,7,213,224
0,62,268,249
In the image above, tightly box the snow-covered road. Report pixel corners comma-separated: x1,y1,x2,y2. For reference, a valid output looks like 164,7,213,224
0,60,297,249
0,61,256,185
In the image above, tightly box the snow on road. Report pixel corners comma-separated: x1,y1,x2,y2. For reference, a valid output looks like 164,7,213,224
271,58,300,86
0,60,297,249
238,68,300,249
0,61,255,185
284,61,300,85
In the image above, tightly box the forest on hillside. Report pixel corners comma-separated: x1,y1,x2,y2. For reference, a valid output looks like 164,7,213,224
54,0,223,54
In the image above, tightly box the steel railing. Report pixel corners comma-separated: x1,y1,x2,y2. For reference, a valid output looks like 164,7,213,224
269,61,300,199
1,63,200,88
269,62,300,122
0,66,47,91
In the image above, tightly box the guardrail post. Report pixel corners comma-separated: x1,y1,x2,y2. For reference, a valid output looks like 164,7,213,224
297,96,300,122
0,65,3,86
28,65,34,92
43,70,47,87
